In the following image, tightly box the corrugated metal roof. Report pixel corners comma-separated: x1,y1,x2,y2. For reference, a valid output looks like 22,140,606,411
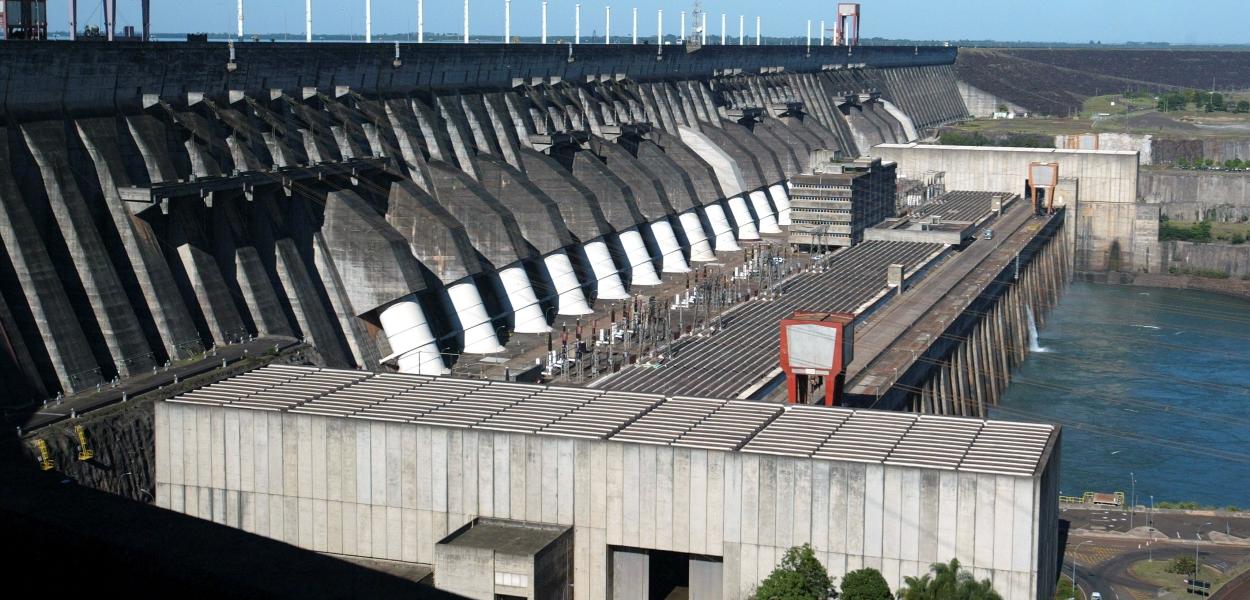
166,365,1054,476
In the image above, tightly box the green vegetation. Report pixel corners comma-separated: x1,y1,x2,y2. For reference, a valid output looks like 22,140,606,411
1158,89,1250,113
1159,219,1213,242
841,568,894,600
1174,157,1246,171
1133,556,1250,597
1168,556,1197,576
1153,500,1242,511
897,558,1002,600
1053,577,1084,600
1159,218,1250,244
1168,267,1231,279
938,130,1053,148
754,544,836,600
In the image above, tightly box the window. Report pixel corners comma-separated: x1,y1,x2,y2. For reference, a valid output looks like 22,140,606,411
494,572,529,589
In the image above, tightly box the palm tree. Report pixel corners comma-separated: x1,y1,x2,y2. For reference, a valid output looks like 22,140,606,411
896,559,1002,600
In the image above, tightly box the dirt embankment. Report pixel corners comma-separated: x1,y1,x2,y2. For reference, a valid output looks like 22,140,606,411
956,48,1250,116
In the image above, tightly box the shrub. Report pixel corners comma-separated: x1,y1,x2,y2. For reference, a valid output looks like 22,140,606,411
755,544,836,600
841,568,893,600
1169,556,1196,576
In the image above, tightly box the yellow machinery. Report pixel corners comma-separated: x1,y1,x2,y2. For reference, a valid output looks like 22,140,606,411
34,439,55,471
75,425,94,461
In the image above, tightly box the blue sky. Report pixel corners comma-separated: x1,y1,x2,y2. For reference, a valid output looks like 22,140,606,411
53,1,1245,44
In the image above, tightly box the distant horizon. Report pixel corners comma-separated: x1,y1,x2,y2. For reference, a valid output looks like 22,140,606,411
36,1,1250,46
38,31,1250,50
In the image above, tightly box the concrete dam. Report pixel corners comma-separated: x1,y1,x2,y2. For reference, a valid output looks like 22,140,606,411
0,42,967,404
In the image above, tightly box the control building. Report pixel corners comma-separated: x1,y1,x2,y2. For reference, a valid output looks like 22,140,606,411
789,152,898,249
154,365,1060,600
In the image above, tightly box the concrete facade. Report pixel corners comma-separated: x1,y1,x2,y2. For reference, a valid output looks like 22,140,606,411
154,366,1060,600
871,144,1147,273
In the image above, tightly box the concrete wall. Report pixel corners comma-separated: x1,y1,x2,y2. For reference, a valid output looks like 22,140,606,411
1055,133,1153,165
1140,170,1250,222
1160,241,1250,278
871,144,1145,272
155,401,1055,600
957,81,1028,118
0,42,956,121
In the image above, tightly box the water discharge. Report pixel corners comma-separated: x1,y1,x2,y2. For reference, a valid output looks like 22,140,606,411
1025,305,1048,353
994,282,1250,508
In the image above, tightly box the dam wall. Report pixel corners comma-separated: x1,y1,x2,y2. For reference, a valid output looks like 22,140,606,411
1140,170,1250,222
871,143,1146,273
0,42,968,405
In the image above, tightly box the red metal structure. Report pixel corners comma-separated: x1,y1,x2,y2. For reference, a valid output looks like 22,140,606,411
779,311,855,406
1027,161,1059,215
1,0,48,40
834,3,860,47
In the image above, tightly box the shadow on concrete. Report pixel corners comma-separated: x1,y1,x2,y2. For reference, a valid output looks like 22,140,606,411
0,438,459,598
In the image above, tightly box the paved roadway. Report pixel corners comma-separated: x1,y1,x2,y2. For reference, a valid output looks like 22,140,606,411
1063,505,1250,540
845,200,1033,385
1065,535,1250,600
594,240,946,398
7,336,300,431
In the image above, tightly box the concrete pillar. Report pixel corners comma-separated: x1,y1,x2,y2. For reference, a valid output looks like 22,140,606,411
447,282,505,353
703,203,740,251
378,296,444,375
747,190,781,234
619,228,662,286
544,252,594,315
767,183,792,226
726,196,760,240
649,219,691,273
498,266,551,333
611,549,649,600
678,211,716,262
583,240,629,300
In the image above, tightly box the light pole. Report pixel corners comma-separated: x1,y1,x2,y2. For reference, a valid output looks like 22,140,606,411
1130,471,1136,531
1072,540,1092,598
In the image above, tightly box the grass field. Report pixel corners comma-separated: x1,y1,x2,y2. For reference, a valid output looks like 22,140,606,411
1130,558,1250,597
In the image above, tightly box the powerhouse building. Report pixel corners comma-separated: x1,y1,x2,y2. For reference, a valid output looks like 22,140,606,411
155,365,1060,599
789,154,898,248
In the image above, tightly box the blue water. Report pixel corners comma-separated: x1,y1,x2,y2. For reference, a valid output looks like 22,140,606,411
991,282,1250,508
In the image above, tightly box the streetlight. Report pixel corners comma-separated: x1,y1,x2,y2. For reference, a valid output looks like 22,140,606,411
1071,540,1092,598
1129,471,1136,531
1193,522,1212,584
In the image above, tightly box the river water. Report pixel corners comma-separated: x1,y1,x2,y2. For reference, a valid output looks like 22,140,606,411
991,281,1250,508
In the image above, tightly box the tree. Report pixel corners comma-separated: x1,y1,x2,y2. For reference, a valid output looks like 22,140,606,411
1169,556,1197,576
841,568,893,600
755,544,837,600
1237,100,1250,113
897,558,1002,600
